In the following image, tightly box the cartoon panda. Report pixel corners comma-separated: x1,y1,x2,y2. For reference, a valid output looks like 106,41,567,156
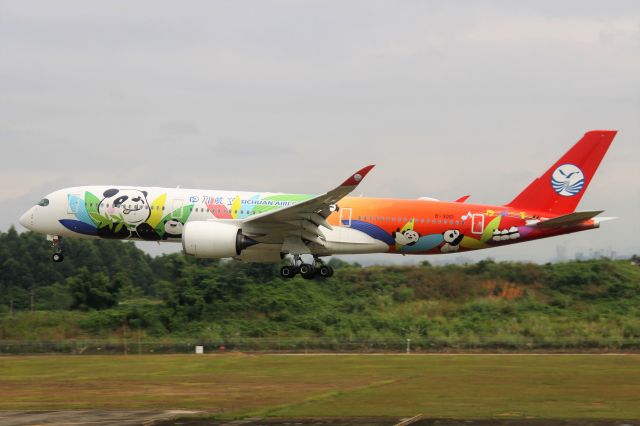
441,229,464,253
392,228,420,246
97,188,158,239
162,219,184,239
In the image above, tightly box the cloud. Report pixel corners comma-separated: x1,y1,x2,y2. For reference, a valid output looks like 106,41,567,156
465,16,639,44
160,121,200,137
1,1,638,262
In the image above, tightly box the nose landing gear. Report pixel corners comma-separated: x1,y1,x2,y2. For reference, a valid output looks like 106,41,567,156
48,235,64,263
279,255,334,279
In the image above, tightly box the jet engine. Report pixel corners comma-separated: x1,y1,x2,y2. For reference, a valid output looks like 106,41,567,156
182,221,257,259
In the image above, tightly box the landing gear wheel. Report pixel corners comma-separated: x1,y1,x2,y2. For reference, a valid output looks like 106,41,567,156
52,252,64,263
280,265,297,279
299,263,316,279
318,265,334,278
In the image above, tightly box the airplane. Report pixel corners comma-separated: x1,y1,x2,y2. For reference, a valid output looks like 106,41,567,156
19,130,616,279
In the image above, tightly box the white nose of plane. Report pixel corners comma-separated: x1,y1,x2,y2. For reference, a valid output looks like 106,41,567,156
19,208,33,230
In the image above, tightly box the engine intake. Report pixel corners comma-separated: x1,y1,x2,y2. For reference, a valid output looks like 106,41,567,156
182,221,256,259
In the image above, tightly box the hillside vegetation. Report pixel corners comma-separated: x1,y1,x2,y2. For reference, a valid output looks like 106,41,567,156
1,228,639,349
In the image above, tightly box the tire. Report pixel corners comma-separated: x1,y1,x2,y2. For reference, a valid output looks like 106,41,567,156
299,263,316,279
52,252,64,263
280,265,296,279
318,265,333,278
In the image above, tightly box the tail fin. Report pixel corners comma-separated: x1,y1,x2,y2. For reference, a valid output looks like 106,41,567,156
506,130,616,215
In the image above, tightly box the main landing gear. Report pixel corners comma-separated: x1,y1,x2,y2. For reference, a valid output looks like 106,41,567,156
49,235,64,263
280,256,334,280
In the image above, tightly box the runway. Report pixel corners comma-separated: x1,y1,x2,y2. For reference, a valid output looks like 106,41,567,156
1,412,638,426
0,410,202,425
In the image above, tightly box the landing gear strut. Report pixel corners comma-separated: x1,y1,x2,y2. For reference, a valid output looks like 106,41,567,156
279,255,333,279
49,235,64,263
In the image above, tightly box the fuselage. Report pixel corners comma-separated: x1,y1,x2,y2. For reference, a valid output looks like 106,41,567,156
19,185,599,260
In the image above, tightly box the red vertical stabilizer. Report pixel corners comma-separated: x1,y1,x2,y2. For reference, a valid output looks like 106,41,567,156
506,130,616,215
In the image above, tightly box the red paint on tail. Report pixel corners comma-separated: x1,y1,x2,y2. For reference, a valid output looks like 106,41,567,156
506,130,616,215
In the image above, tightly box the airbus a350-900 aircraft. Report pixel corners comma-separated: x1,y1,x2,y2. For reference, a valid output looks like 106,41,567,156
20,130,616,279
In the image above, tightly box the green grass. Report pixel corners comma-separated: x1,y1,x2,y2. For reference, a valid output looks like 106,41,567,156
1,354,639,419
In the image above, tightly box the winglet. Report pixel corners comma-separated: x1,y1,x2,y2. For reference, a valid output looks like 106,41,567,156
340,165,375,187
455,195,470,203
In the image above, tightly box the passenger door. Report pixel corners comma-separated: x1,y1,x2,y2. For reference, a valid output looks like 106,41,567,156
339,207,352,227
171,199,183,219
471,213,484,234
67,194,81,215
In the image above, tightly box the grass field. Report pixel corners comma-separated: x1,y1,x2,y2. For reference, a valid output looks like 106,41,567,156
1,354,639,419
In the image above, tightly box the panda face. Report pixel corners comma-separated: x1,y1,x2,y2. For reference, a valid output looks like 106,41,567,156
164,219,184,236
393,229,420,246
443,229,461,243
403,230,419,244
98,188,150,225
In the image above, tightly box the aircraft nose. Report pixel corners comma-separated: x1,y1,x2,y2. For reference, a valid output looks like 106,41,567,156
19,208,33,230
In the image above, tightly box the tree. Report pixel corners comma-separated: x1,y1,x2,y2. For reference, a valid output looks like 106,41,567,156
67,268,119,310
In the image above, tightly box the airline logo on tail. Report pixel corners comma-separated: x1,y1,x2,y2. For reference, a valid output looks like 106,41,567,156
551,164,585,197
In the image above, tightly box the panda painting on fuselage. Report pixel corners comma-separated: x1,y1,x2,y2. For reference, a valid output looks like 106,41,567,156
97,188,159,240
162,218,184,240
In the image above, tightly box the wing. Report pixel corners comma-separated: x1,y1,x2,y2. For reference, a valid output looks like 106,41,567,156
242,165,375,253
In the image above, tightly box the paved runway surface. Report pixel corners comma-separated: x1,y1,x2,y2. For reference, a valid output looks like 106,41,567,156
0,410,202,425
158,418,640,426
160,417,640,426
0,412,638,426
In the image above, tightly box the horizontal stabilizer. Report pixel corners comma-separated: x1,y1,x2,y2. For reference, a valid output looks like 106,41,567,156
536,210,604,228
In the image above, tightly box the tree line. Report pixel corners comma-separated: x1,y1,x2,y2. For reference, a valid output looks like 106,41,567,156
1,227,640,347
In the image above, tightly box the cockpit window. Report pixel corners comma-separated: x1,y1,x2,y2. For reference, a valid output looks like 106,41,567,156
37,198,49,207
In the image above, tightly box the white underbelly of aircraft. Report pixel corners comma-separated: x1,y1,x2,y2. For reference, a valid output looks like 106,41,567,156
318,227,388,255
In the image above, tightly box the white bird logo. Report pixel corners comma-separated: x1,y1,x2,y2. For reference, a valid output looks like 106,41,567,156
551,164,584,196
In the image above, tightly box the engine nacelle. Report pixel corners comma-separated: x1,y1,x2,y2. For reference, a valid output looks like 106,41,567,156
182,221,256,259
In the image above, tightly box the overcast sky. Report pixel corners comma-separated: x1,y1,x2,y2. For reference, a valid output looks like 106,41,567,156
1,0,638,263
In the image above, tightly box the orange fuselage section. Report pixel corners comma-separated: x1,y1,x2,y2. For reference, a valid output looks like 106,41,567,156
326,197,597,255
